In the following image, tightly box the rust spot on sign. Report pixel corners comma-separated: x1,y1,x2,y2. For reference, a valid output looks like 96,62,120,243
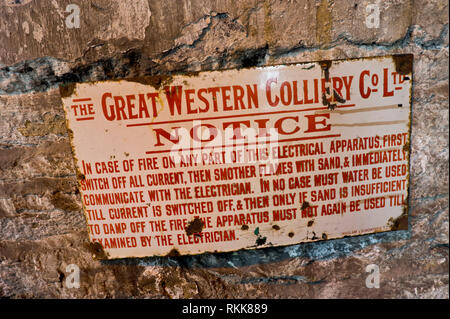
388,209,409,231
86,242,109,259
392,54,413,75
255,235,267,246
77,170,86,181
241,224,249,230
403,141,410,153
319,60,344,110
59,83,76,98
301,201,310,210
185,217,204,236
319,60,332,81
166,248,181,257
307,220,314,227
272,225,280,230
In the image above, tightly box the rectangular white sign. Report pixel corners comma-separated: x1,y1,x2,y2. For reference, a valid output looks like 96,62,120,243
60,55,412,259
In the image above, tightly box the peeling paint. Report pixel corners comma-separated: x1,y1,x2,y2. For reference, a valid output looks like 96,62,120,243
185,217,204,236
393,54,414,75
388,209,409,231
59,83,76,98
86,241,110,260
301,201,310,210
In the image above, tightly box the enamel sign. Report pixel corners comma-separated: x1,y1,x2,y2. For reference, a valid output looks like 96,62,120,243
60,54,412,259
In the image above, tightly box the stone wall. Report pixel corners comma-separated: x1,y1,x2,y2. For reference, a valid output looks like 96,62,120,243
0,0,448,298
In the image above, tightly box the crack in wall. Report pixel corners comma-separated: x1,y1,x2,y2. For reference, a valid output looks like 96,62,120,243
160,12,230,59
272,24,449,58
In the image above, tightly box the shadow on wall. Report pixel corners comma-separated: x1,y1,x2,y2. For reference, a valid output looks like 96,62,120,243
102,229,410,269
